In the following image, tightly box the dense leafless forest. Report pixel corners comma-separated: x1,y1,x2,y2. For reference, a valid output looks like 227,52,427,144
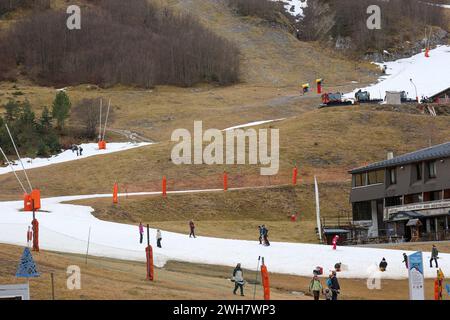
298,0,448,52
0,0,50,15
0,0,240,87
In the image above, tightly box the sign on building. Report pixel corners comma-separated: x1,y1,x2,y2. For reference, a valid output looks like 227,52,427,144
0,283,30,300
408,251,425,300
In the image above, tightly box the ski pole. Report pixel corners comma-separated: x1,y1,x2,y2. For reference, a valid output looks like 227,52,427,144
253,256,261,300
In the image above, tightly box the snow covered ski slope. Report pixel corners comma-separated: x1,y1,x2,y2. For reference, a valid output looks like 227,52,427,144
346,45,450,100
0,142,151,176
0,193,448,280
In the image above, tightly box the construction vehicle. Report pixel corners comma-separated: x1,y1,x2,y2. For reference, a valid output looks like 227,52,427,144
354,90,383,104
319,92,353,108
400,91,418,103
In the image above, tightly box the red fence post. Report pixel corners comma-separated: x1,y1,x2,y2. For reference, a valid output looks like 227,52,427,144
162,176,167,197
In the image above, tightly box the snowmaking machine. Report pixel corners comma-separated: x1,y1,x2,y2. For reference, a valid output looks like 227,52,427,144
319,92,353,108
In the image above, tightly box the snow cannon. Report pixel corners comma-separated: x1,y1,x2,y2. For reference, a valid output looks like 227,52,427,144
301,83,310,95
316,79,323,94
23,189,41,211
98,140,106,150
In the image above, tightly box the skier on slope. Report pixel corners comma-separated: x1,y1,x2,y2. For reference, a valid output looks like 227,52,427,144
379,258,388,271
262,225,270,246
332,235,339,250
232,263,245,296
258,225,264,244
430,245,439,268
402,253,409,269
139,222,144,244
156,229,162,248
189,220,196,238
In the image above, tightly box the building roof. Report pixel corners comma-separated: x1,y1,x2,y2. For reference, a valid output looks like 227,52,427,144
430,87,450,99
350,141,450,174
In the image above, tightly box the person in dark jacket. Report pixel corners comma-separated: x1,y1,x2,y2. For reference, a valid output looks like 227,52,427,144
430,245,439,268
262,225,270,246
329,271,340,300
232,263,245,296
379,258,388,271
79,146,83,156
402,253,409,269
258,226,263,244
189,220,196,238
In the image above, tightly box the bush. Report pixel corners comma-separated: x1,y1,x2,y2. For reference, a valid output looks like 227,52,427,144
227,0,292,23
0,0,240,88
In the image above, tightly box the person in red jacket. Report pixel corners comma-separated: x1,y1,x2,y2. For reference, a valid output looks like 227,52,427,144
189,220,196,238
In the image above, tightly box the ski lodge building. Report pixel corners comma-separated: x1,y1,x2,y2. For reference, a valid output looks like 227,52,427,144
429,87,450,104
349,142,450,243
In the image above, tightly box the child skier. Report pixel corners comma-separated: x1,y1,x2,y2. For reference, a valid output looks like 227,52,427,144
379,258,388,271
232,263,245,296
156,229,162,248
139,222,144,244
332,235,339,250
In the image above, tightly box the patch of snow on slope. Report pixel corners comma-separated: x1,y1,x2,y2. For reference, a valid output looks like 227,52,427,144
0,142,152,176
345,45,450,100
223,119,285,131
0,193,448,279
272,0,308,19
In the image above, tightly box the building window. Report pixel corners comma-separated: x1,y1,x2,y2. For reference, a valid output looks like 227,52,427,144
368,170,384,185
352,201,372,221
415,163,422,181
427,161,437,179
445,189,450,199
404,193,423,204
353,173,367,187
424,191,442,202
388,168,397,185
385,196,402,207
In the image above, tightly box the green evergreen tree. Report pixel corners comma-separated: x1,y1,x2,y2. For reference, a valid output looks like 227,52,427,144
51,91,71,130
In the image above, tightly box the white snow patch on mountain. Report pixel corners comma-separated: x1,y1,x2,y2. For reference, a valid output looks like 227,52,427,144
0,142,152,176
345,45,450,100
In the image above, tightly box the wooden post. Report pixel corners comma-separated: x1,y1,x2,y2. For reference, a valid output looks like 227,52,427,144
85,227,91,265
51,273,55,300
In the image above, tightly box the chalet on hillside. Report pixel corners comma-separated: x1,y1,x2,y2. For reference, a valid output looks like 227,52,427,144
430,87,450,104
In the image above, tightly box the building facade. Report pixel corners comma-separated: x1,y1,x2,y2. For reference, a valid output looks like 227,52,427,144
349,142,450,242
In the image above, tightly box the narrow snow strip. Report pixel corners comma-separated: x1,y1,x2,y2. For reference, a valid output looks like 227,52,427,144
223,118,285,131
1,192,448,279
0,142,152,176
345,45,450,100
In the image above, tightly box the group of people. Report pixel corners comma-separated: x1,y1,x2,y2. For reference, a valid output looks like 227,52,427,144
258,225,270,246
70,144,83,156
309,270,341,300
138,222,162,248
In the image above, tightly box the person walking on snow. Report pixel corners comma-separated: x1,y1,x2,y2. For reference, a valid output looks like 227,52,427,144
232,263,245,296
332,235,339,250
379,258,388,271
26,226,33,248
79,146,83,156
309,274,323,300
189,220,196,238
258,225,264,244
402,253,409,269
262,225,270,246
329,271,340,300
139,222,144,244
430,245,439,268
156,229,162,248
